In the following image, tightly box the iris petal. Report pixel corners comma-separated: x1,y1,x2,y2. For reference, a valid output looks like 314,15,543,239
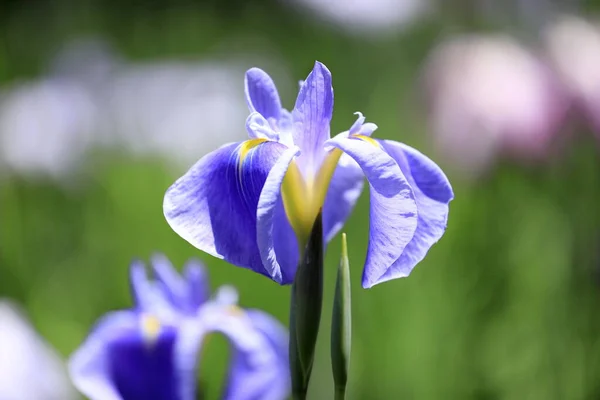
246,112,280,141
69,311,138,400
108,322,180,400
245,68,282,121
323,153,364,242
376,140,453,283
183,260,210,309
326,135,418,289
214,311,288,400
256,146,302,284
69,312,184,400
292,61,333,177
163,140,294,281
150,254,208,314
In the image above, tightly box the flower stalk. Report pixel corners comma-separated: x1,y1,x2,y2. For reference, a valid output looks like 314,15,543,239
289,211,324,399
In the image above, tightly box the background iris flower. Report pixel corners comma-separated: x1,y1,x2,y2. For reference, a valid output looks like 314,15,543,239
164,61,453,288
68,255,289,400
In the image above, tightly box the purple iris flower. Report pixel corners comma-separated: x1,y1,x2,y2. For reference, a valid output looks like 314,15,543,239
163,61,453,288
68,255,290,400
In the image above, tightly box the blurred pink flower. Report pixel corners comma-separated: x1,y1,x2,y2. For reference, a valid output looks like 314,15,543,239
544,15,600,132
422,34,566,176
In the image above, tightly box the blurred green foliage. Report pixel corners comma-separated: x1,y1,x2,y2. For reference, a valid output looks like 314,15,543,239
3,1,600,399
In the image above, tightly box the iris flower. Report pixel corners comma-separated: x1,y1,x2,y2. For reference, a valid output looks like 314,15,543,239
164,61,453,288
68,255,289,400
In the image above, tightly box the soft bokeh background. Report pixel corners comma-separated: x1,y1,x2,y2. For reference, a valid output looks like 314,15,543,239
3,0,600,399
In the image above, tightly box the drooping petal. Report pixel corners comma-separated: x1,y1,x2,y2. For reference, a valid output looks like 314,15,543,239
69,312,186,400
69,311,137,400
108,321,180,400
292,61,334,177
256,147,302,284
244,309,289,371
245,68,282,121
163,140,296,281
326,135,418,288
213,311,287,400
323,153,364,242
376,140,453,283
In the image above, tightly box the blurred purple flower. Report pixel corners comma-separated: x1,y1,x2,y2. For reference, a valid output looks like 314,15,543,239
163,61,453,288
0,300,77,400
423,34,566,175
68,255,289,400
544,15,600,132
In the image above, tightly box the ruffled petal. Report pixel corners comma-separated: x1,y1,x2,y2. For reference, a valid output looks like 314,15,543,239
163,140,295,281
292,61,334,177
323,153,364,242
244,68,282,121
377,140,453,283
326,135,418,288
246,112,280,141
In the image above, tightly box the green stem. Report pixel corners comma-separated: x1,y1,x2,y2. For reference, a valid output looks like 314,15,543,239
334,386,346,400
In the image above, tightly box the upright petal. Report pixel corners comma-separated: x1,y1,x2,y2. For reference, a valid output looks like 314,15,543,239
163,140,298,282
292,61,334,177
326,135,418,288
69,311,184,400
183,259,210,309
376,141,453,283
150,255,209,314
245,68,282,121
129,261,180,323
323,153,364,242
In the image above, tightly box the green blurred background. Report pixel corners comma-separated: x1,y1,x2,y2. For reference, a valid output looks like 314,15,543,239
3,0,600,399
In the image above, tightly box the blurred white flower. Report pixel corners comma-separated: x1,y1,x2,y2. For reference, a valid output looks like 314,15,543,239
103,61,248,167
422,34,565,176
286,0,431,34
544,15,600,130
0,300,77,400
0,79,98,180
0,39,269,180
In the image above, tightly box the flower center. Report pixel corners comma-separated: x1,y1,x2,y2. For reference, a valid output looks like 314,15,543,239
281,148,342,250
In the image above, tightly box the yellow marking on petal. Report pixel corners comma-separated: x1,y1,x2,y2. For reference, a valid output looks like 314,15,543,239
354,134,379,148
282,160,312,248
227,305,244,316
281,149,342,251
238,138,269,164
141,314,161,346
